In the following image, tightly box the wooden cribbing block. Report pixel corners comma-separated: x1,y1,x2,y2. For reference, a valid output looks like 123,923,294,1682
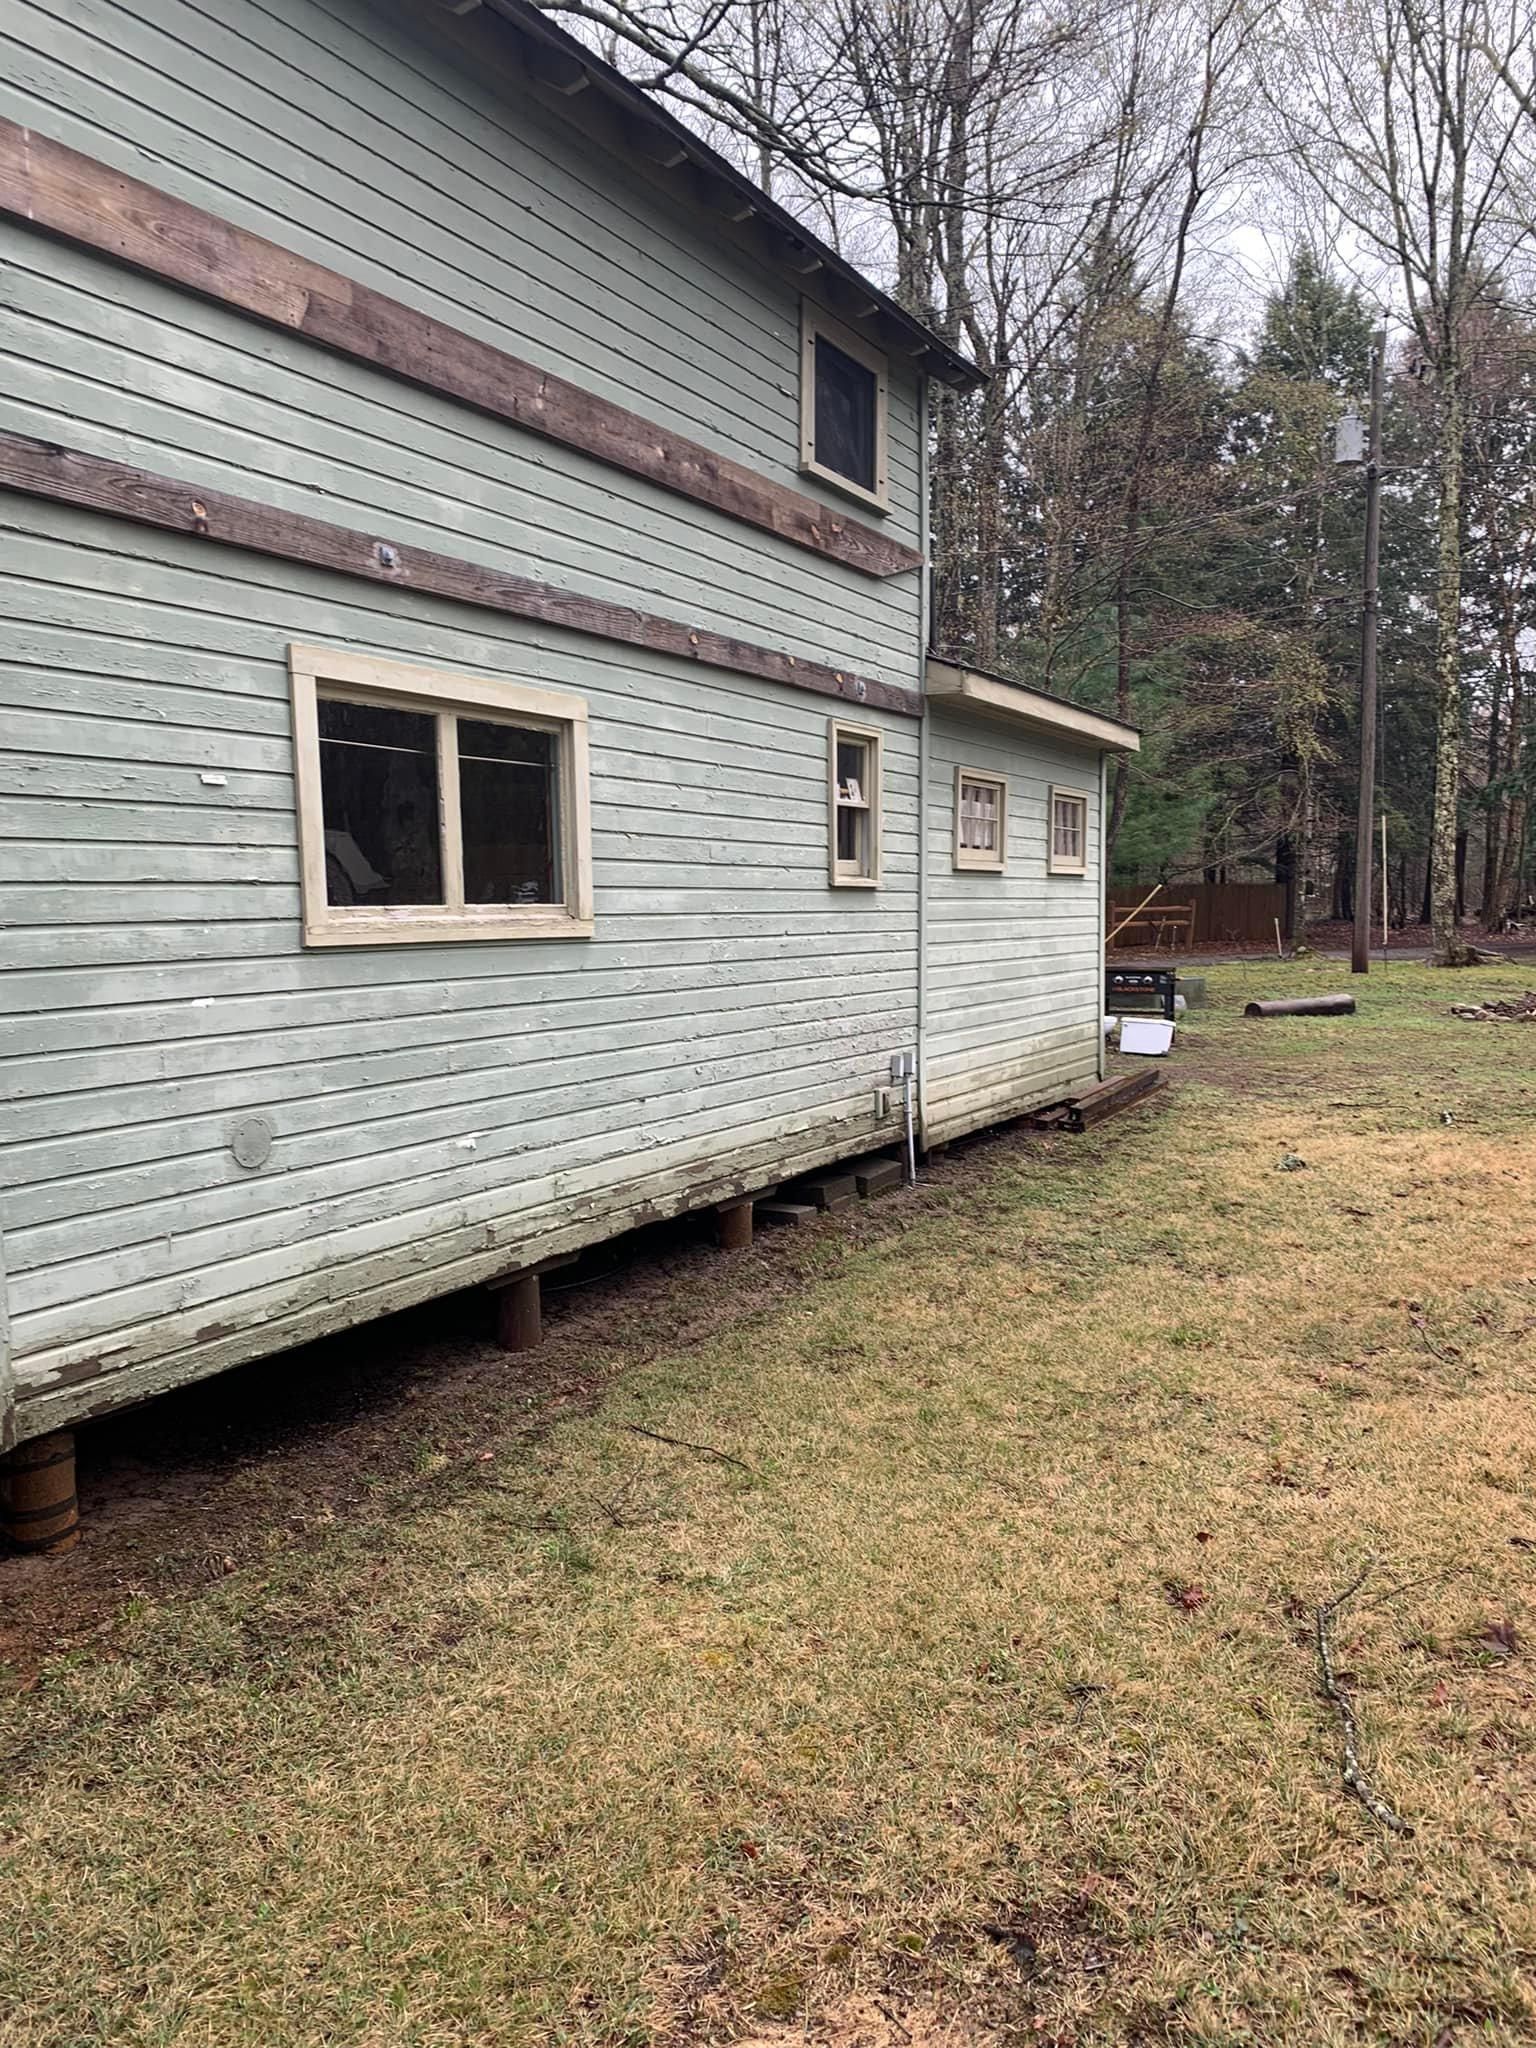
787,1172,858,1214
851,1156,902,1197
755,1202,819,1229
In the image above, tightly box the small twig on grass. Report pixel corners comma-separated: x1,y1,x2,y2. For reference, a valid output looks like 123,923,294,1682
1065,1680,1107,1726
1408,1312,1457,1366
1315,1557,1412,1836
933,1461,1034,1507
588,1468,649,1528
1356,1563,1472,1613
620,1422,761,1477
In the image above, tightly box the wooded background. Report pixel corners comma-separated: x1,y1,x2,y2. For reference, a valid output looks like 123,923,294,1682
538,0,1536,956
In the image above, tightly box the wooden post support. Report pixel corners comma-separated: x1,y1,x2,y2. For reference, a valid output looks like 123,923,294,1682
0,1430,80,1555
495,1272,543,1353
714,1199,754,1251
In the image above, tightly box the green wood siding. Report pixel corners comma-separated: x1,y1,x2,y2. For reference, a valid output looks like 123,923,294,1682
922,711,1105,1145
0,0,929,1438
0,502,919,1433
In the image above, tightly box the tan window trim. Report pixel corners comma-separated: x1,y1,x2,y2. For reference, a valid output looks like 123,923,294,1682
953,767,1007,873
1048,785,1090,875
828,718,883,888
289,646,594,946
800,302,891,515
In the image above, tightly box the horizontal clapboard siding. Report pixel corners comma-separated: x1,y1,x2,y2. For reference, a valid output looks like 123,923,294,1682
0,0,924,508
0,0,944,1444
0,0,921,639
0,240,918,690
923,712,1104,1145
0,500,919,1431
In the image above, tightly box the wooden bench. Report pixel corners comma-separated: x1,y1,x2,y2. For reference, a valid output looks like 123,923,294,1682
1108,901,1195,951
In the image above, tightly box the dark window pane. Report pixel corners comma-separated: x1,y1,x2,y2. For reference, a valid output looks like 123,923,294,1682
814,334,877,492
319,698,436,753
458,719,556,768
458,718,559,905
836,805,863,866
318,695,442,905
835,737,867,800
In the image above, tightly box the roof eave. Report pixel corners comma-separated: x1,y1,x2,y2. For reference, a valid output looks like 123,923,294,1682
925,657,1142,753
432,0,982,390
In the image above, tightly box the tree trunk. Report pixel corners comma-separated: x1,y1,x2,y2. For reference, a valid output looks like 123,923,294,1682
1430,369,1473,963
1105,49,1213,868
1483,671,1503,920
1455,827,1468,921
1277,828,1299,942
972,351,1007,668
1334,831,1354,922
1491,790,1526,930
1487,582,1526,930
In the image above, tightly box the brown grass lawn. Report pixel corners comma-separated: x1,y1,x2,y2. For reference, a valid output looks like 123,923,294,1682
4,962,1536,2046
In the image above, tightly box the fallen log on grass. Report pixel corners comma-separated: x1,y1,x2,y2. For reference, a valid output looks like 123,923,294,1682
1244,994,1357,1019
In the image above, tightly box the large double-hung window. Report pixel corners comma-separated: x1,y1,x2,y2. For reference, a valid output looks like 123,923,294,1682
289,647,593,946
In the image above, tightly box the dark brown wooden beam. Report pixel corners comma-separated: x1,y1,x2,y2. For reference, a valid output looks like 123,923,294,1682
0,118,923,583
0,432,920,717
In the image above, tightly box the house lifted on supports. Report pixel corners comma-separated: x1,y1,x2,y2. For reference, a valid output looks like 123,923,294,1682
0,0,1139,1536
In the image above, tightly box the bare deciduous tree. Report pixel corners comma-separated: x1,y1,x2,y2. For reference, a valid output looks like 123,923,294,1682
1261,0,1536,962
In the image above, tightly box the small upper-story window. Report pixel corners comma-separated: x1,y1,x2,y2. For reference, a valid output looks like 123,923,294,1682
290,646,593,945
1048,787,1089,875
801,304,889,512
954,768,1007,873
828,720,883,887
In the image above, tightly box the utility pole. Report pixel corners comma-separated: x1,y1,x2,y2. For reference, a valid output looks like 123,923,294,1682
1352,331,1386,975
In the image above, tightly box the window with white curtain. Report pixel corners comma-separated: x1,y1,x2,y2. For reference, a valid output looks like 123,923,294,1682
953,768,1007,872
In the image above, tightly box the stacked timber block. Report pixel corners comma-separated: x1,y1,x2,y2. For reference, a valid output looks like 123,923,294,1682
1026,1068,1165,1134
756,1201,820,1229
852,1156,902,1196
786,1170,858,1215
760,1154,903,1228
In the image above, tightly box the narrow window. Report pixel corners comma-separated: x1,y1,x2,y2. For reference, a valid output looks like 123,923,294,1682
829,720,882,887
815,336,878,493
954,769,1007,873
291,647,592,945
800,304,889,512
1049,788,1089,875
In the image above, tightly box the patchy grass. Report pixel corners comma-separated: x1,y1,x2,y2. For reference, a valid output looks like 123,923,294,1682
4,961,1536,2046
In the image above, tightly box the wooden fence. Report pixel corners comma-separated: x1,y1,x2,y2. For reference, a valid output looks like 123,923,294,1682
1107,882,1289,951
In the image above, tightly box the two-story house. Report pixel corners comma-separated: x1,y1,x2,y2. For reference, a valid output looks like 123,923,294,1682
0,0,1137,1527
